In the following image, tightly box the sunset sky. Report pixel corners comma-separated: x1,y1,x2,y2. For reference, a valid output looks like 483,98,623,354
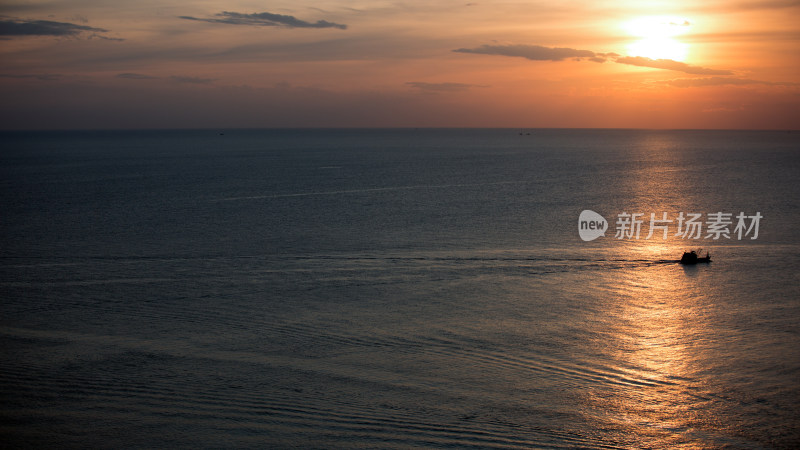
1,0,798,129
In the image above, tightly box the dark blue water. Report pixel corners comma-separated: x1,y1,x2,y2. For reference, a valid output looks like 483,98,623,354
1,129,799,448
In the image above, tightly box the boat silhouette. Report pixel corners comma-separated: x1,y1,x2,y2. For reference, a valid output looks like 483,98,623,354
679,250,711,265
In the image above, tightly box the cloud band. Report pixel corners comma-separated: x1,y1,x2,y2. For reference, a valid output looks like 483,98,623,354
180,11,347,30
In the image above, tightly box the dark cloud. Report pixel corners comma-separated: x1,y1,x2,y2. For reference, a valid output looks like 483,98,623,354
88,33,124,41
180,11,347,30
615,56,733,75
169,75,216,84
454,43,739,77
0,17,108,37
406,82,487,92
117,73,158,80
116,73,216,84
663,77,798,88
453,44,598,61
0,73,63,81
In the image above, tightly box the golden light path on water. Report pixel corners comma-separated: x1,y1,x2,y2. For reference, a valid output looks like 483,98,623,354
599,243,715,446
576,132,730,446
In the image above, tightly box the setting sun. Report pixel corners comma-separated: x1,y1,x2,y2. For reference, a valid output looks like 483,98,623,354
625,16,690,61
627,38,688,61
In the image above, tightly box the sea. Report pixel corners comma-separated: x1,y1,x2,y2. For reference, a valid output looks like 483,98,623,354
1,129,798,449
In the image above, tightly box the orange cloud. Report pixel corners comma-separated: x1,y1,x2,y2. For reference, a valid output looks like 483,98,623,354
615,56,733,75
406,82,487,93
453,44,599,61
179,11,347,30
662,77,798,87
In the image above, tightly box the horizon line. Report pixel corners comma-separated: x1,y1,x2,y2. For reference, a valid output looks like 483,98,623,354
1,126,797,133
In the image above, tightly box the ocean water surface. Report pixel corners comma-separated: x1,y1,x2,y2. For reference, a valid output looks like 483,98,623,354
1,129,799,448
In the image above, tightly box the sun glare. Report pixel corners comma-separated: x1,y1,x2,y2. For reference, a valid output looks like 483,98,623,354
624,16,690,61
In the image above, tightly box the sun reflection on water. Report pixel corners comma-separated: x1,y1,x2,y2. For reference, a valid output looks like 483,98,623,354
585,239,720,446
586,132,726,444
563,132,779,445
